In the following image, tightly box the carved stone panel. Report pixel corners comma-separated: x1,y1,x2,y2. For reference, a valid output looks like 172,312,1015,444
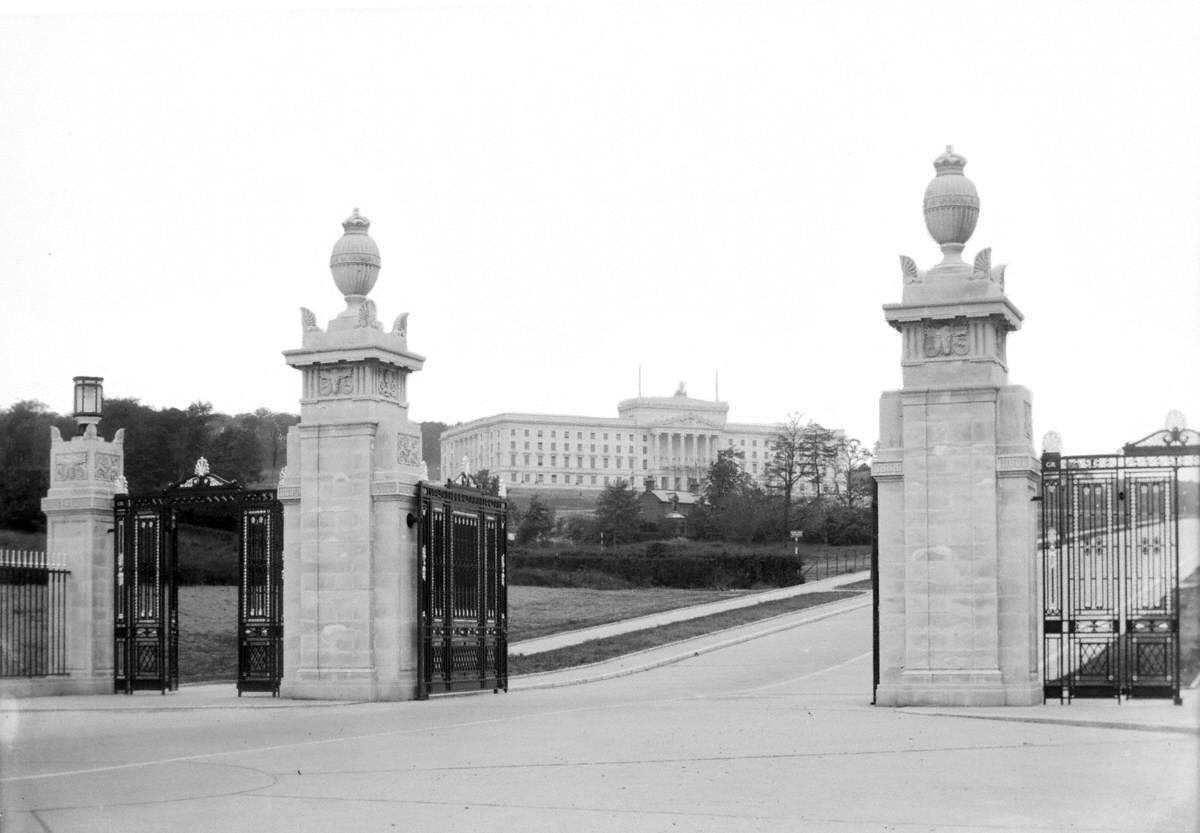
397,434,422,467
318,367,357,397
54,452,88,482
95,453,121,482
378,368,399,399
922,319,970,358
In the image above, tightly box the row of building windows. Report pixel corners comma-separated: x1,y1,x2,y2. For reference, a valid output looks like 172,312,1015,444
507,453,763,475
504,427,767,447
507,473,731,490
512,441,639,454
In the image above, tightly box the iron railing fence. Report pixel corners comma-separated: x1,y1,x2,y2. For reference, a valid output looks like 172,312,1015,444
0,550,70,677
801,549,873,583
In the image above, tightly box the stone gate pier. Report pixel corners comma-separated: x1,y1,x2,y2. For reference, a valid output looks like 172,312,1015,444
36,380,124,695
280,209,427,700
873,148,1041,706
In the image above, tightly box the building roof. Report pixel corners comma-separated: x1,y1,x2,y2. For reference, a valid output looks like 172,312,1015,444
642,490,700,505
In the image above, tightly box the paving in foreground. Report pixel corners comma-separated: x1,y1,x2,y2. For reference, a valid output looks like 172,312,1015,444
1,603,1196,833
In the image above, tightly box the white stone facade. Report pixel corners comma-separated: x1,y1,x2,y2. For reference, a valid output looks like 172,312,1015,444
440,392,789,495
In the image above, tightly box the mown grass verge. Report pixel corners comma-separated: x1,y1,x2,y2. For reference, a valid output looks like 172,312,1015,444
508,586,753,642
508,590,862,675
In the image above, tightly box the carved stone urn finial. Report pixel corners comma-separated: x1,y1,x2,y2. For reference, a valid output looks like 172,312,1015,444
330,208,381,299
923,145,979,264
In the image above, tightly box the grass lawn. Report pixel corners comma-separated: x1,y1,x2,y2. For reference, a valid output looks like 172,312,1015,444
174,585,757,682
178,585,238,683
507,586,752,642
507,591,862,675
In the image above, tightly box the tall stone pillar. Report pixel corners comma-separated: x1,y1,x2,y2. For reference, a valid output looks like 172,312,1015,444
873,148,1041,707
280,209,426,701
34,380,124,695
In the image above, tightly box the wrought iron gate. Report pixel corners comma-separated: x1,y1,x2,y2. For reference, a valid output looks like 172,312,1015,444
1041,420,1197,704
115,460,283,695
417,478,507,698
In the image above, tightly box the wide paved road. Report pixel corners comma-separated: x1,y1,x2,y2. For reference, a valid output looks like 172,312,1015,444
2,604,1196,833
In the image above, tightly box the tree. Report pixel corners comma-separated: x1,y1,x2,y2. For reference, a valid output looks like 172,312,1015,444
594,478,641,545
764,413,807,533
832,437,872,506
704,448,754,506
796,422,839,500
515,494,555,545
696,449,774,543
0,401,75,531
472,469,501,496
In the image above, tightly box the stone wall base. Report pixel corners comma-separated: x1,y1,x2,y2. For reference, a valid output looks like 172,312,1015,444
281,671,418,702
876,673,1042,707
0,675,113,698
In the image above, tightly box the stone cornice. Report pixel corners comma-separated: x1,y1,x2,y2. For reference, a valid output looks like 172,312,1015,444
883,297,1023,331
283,344,424,372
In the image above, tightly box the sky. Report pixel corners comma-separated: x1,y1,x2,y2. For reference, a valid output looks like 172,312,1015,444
2,0,1198,457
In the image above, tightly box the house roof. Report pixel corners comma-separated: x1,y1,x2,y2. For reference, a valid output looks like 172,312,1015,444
642,490,700,505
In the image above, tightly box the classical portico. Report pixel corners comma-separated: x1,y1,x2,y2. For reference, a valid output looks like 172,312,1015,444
620,393,730,492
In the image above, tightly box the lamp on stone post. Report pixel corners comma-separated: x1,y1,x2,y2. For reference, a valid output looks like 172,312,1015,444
72,376,103,435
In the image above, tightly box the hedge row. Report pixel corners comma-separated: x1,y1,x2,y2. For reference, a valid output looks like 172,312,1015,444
508,551,805,589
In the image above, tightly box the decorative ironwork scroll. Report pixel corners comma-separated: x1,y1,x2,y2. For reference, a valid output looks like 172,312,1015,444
417,481,507,698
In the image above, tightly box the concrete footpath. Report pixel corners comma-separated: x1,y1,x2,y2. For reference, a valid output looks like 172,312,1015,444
2,602,1196,833
510,569,870,655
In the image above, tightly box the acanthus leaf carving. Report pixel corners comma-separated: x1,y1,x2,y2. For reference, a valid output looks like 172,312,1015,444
301,307,321,333
392,312,409,341
972,247,991,280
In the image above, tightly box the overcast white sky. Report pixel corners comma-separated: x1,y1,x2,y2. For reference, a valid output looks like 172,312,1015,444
2,1,1197,456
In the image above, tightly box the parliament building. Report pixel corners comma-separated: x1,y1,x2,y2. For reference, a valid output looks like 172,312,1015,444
439,386,781,503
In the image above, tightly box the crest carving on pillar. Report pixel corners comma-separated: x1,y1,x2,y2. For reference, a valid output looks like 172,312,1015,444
921,319,970,358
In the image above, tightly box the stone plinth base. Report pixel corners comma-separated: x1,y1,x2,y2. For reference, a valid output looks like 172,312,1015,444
0,675,113,698
281,670,418,702
875,672,1041,707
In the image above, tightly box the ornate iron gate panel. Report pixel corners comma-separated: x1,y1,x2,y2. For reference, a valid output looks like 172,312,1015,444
237,504,283,695
114,501,177,693
1041,421,1196,704
115,460,283,695
417,480,507,697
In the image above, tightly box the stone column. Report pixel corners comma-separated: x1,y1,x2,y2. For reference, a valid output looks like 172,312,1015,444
280,209,426,701
873,148,1041,707
28,416,124,696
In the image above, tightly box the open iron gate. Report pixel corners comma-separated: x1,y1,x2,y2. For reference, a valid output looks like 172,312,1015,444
417,479,507,698
114,460,283,695
1040,420,1197,704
